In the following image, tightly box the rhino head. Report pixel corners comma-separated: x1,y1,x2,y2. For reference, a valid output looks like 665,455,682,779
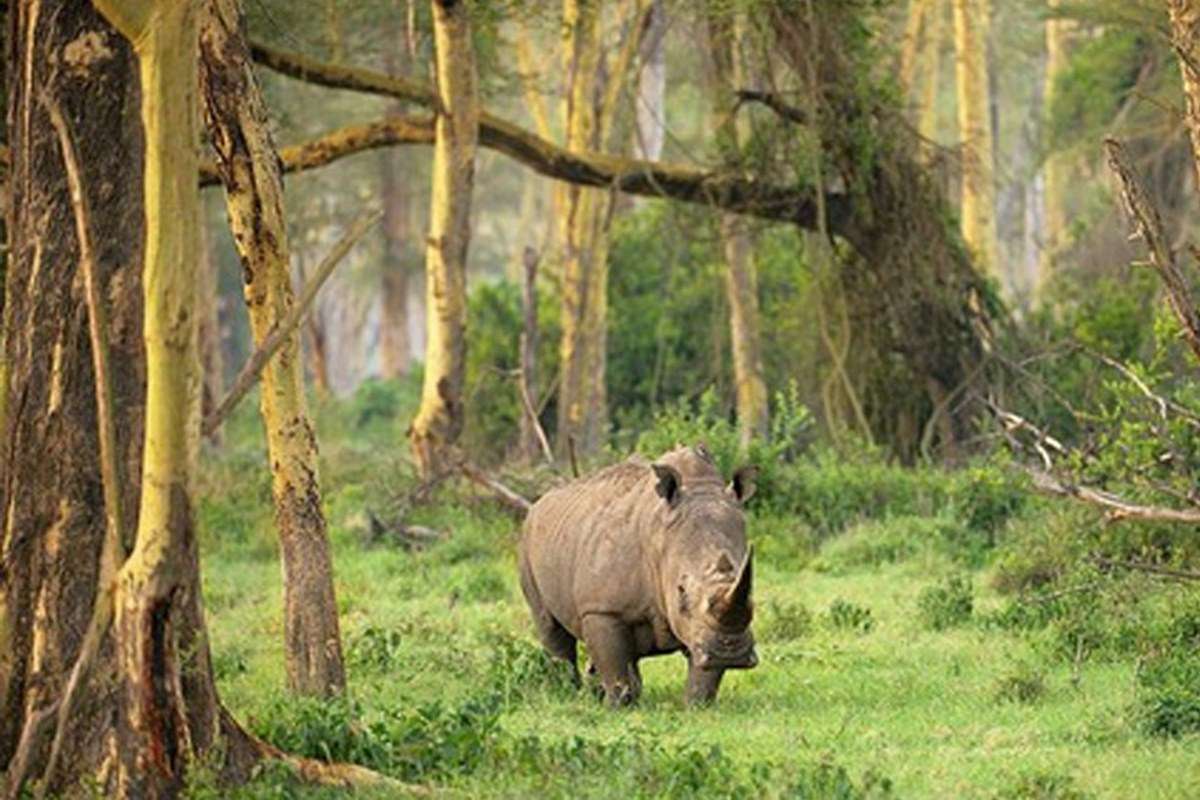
652,450,758,677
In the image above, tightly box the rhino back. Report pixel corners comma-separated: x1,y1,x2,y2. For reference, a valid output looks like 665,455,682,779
520,459,663,634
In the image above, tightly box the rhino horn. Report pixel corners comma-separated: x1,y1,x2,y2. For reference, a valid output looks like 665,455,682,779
717,546,753,624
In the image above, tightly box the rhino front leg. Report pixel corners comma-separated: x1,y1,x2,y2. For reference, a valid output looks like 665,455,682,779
685,657,725,706
581,614,640,708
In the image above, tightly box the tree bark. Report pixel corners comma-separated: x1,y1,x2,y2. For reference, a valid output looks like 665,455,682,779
1,4,147,788
408,0,478,480
198,213,225,447
199,0,347,698
952,0,999,278
519,247,541,463
708,5,769,449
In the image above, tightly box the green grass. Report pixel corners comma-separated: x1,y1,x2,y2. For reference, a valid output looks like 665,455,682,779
194,392,1200,799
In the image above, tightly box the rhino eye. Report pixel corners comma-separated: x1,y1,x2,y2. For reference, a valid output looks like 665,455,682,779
677,584,689,613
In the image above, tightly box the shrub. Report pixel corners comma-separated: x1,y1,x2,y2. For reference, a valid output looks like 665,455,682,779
993,662,1047,705
826,599,874,634
758,599,813,643
347,625,405,672
484,632,578,704
917,575,974,631
1136,651,1200,738
994,770,1091,800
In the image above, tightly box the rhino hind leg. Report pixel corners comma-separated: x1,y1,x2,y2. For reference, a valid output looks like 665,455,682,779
519,557,580,685
581,614,641,708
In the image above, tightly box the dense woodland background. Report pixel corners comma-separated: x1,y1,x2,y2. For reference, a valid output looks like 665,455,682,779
5,0,1200,797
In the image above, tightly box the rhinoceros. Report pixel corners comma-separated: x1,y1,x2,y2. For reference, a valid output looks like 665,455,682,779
518,444,758,706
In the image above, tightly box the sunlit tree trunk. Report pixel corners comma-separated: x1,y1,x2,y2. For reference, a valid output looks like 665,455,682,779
557,0,601,457
409,0,478,479
952,0,998,278
900,0,928,95
199,0,346,697
1038,0,1072,297
919,0,945,141
708,6,768,448
88,0,230,793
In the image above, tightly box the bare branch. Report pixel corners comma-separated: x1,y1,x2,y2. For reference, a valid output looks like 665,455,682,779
459,461,532,514
733,89,808,125
203,209,382,436
1103,137,1200,364
1027,467,1200,524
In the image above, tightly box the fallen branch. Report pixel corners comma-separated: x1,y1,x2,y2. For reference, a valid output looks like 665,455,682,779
1027,467,1200,524
459,461,532,514
1104,138,1200,365
203,208,382,436
245,41,850,229
366,510,445,551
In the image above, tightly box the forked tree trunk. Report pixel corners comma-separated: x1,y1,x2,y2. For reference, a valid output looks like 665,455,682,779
952,0,999,277
634,0,666,161
707,5,769,449
408,0,479,480
199,0,346,697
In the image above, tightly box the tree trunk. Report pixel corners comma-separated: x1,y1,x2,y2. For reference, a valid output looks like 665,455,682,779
1168,1,1200,191
1038,0,1071,297
1,4,148,788
408,0,478,480
900,0,928,95
708,6,769,448
519,247,541,463
199,0,346,697
952,0,999,278
919,0,944,141
198,212,225,447
634,0,666,161
380,148,413,379
557,0,602,458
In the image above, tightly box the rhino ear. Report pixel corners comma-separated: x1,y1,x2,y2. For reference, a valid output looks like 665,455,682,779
729,465,758,504
652,463,682,507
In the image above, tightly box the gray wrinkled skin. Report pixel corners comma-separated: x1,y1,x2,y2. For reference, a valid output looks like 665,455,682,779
518,444,757,707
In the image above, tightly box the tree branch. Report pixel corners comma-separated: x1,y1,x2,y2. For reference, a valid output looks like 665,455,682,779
733,89,809,125
1027,467,1200,524
1104,137,1200,365
245,41,849,229
202,209,382,436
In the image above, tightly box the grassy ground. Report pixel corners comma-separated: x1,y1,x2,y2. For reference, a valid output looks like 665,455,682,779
193,390,1200,799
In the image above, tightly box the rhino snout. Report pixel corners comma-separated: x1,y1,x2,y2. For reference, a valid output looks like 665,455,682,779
696,641,758,670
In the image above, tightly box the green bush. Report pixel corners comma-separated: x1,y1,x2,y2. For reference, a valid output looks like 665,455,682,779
826,599,874,634
917,575,974,631
636,383,813,511
758,599,814,643
1137,651,1200,738
993,662,1047,705
993,770,1091,800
